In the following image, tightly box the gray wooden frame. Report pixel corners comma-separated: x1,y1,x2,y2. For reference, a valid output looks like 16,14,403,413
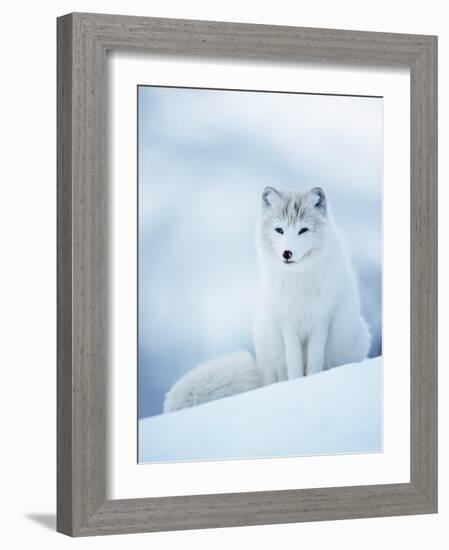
57,12,437,537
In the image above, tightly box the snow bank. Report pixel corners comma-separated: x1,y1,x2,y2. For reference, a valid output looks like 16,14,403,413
139,357,382,463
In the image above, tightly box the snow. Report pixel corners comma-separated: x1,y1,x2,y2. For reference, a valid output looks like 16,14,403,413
138,357,383,463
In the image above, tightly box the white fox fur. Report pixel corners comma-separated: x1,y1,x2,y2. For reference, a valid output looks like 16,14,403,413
163,351,260,413
163,186,371,413
254,186,371,383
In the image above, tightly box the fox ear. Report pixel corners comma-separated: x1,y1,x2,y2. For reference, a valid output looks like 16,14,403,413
262,186,283,209
308,187,327,215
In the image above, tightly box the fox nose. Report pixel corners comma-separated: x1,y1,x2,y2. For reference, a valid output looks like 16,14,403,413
283,250,292,260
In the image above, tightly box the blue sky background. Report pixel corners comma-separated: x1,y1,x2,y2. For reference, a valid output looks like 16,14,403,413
138,86,383,419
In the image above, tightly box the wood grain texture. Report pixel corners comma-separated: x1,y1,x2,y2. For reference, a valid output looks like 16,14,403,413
57,12,438,536
409,37,438,508
57,13,74,536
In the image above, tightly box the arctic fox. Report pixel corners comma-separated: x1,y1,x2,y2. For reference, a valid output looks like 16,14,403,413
163,186,371,413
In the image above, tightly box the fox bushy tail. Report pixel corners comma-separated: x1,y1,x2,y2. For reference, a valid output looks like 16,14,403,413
163,351,262,413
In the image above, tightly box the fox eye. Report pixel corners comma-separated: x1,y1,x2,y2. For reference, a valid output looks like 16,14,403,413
298,227,309,235
275,227,284,234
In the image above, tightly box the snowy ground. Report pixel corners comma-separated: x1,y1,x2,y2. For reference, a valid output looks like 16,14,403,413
138,357,383,463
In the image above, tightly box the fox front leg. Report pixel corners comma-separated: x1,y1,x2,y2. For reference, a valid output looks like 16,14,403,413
306,324,328,375
282,324,304,379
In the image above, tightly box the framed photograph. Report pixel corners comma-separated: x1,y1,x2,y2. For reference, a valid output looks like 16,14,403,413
57,13,437,536
136,84,383,464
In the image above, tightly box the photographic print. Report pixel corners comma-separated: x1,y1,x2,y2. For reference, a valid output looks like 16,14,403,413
137,85,383,464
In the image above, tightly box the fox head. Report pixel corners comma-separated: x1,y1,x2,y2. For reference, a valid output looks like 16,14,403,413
257,186,331,272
